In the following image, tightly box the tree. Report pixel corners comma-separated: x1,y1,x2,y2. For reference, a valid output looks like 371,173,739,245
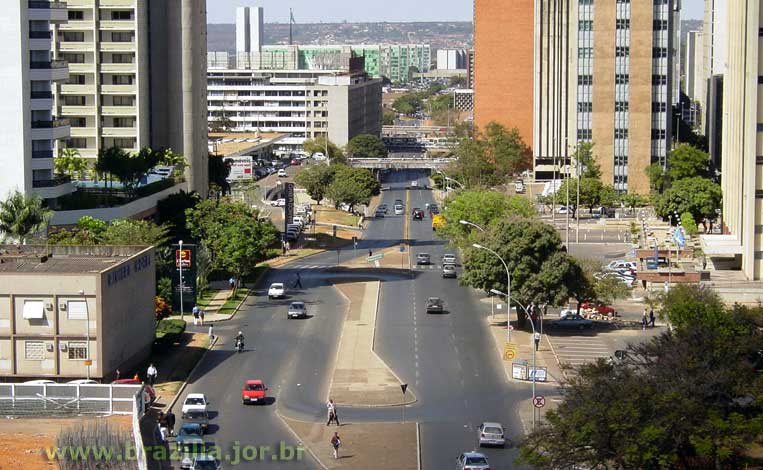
653,177,722,227
303,137,344,161
539,178,579,217
391,93,423,115
646,162,668,193
294,164,335,205
667,143,712,182
620,192,648,213
325,166,380,211
449,75,467,87
0,191,52,244
593,275,631,306
346,134,388,158
437,190,536,244
518,286,763,469
483,122,532,176
55,147,89,180
382,109,396,126
579,178,617,213
156,190,200,242
574,142,601,179
209,107,234,132
100,219,170,246
681,211,699,235
208,155,231,196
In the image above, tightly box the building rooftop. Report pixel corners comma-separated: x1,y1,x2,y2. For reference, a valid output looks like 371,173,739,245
208,132,287,158
0,245,151,274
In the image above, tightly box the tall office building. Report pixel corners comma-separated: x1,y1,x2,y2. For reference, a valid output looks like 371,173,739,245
684,30,699,99
236,6,263,54
473,0,535,146
0,1,73,201
533,0,677,194
55,0,208,195
702,0,763,280
702,0,728,168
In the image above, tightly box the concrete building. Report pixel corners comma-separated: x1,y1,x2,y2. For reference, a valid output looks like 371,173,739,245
436,49,467,70
701,0,763,281
0,1,73,202
466,49,474,89
684,30,699,100
207,67,382,149
236,6,263,54
473,0,535,145
0,245,155,380
55,0,208,195
533,0,677,194
702,0,728,168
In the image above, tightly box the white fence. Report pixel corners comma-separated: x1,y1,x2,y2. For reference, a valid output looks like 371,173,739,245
0,383,143,416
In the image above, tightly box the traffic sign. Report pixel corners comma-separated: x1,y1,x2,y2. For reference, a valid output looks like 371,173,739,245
503,342,517,361
367,253,384,262
533,396,546,408
399,244,405,253
401,383,408,395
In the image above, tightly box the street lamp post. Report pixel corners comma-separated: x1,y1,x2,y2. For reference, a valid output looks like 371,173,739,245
459,220,485,232
178,240,184,319
473,243,511,342
490,288,539,429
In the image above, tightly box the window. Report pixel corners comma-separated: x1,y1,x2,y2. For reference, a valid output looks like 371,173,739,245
578,48,593,58
652,75,667,85
579,20,593,31
577,129,592,140
110,53,133,64
616,47,630,57
651,129,666,139
67,74,86,85
67,138,87,148
653,47,668,58
22,300,45,320
651,102,666,113
61,53,85,64
110,11,132,20
68,10,84,20
616,19,630,29
113,95,134,106
68,342,88,360
61,31,84,42
67,300,88,320
615,129,629,139
110,32,133,42
578,102,593,112
112,138,135,148
63,95,85,106
112,117,134,128
615,101,629,112
69,117,87,127
654,20,668,30
578,75,593,85
615,74,629,84
111,75,134,85
25,341,45,360
758,76,763,84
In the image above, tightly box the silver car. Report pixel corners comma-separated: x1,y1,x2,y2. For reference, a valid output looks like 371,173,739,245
443,253,457,265
287,301,307,319
442,264,457,278
456,451,490,470
478,422,506,447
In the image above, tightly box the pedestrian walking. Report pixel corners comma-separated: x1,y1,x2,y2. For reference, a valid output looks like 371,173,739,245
115,369,121,380
368,250,373,257
192,305,199,326
326,399,340,426
164,410,176,436
533,332,541,352
199,309,205,325
286,241,291,253
229,277,236,290
208,325,215,342
642,309,648,330
294,272,303,289
649,309,655,327
282,240,287,255
146,363,157,386
330,432,341,459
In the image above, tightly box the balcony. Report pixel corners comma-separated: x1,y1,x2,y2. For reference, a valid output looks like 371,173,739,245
100,62,135,73
29,60,69,81
33,174,75,200
30,118,70,140
99,20,136,30
60,83,96,94
30,90,54,110
100,0,135,7
28,1,68,22
101,105,136,115
101,126,136,137
59,41,94,52
101,84,135,94
100,41,135,52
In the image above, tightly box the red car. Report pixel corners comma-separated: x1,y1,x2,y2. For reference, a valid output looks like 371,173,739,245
241,380,268,405
290,159,301,166
580,303,615,315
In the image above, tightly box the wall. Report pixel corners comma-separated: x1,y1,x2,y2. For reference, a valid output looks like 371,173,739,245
474,0,535,146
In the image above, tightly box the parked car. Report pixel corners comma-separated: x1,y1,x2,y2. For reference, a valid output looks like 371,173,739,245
456,451,490,470
416,253,431,265
179,438,206,469
182,409,209,432
580,302,615,316
271,198,285,207
277,169,287,177
181,393,209,417
549,313,593,330
606,260,637,271
287,301,307,319
556,205,569,214
176,423,204,447
478,422,506,447
67,379,99,385
375,210,386,218
425,297,444,313
241,379,268,404
268,283,285,299
312,152,327,161
442,264,457,278
394,199,403,206
411,180,418,188
290,159,301,166
293,216,305,226
23,379,56,385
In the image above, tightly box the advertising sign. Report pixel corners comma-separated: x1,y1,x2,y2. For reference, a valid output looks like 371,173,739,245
224,156,253,181
171,243,197,313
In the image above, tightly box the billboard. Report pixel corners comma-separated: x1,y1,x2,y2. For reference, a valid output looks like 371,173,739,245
171,243,198,313
224,156,254,181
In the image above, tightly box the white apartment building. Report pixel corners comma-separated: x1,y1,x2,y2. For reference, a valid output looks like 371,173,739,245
436,49,467,71
207,68,382,150
236,6,263,54
53,0,209,195
0,1,74,201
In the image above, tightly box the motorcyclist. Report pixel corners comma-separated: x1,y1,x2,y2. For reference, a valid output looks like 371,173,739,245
235,331,245,351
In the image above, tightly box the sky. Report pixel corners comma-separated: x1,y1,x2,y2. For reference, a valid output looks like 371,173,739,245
205,0,703,24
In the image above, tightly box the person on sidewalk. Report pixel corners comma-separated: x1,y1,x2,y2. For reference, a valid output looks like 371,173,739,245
229,277,236,290
642,309,648,330
533,332,541,352
199,309,205,325
326,399,340,426
649,309,655,327
330,432,341,459
192,305,199,326
208,325,215,342
146,363,157,386
294,273,303,289
164,410,176,436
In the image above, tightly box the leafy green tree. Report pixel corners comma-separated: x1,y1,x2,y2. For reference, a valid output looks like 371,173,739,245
100,219,170,246
449,75,467,87
157,276,173,304
0,191,52,244
156,190,200,241
646,162,668,193
391,93,423,115
579,178,617,213
483,122,532,176
208,155,231,196
294,164,335,205
653,177,722,227
382,109,396,125
346,134,388,158
449,137,495,187
539,178,579,217
449,122,531,187
593,275,631,307
667,143,712,182
209,107,234,132
574,142,601,179
325,166,380,211
428,93,453,114
518,286,763,469
303,137,344,161
680,211,699,235
437,190,536,244
620,192,648,212
55,147,89,180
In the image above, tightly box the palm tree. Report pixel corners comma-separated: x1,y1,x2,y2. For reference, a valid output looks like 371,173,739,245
55,147,89,180
0,191,53,244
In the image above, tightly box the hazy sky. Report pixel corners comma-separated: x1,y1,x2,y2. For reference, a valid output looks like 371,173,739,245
205,0,703,24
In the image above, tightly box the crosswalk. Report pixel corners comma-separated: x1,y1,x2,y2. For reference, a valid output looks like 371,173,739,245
548,335,611,374
285,263,332,270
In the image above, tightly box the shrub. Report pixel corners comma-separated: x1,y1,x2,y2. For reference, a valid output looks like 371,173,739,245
155,318,186,346
155,296,172,321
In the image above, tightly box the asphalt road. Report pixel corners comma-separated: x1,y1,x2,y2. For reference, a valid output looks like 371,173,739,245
171,170,541,469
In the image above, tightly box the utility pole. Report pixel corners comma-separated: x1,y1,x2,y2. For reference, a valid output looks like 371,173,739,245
565,138,570,247
289,9,294,46
576,147,580,243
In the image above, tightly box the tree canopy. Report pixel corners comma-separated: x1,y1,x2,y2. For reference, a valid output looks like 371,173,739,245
325,165,380,211
653,176,722,224
303,138,345,162
294,164,335,205
346,134,388,158
518,285,763,470
48,216,170,247
55,148,89,180
0,191,52,244
666,144,713,182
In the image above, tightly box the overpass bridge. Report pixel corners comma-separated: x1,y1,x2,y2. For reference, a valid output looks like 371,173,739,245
348,157,455,171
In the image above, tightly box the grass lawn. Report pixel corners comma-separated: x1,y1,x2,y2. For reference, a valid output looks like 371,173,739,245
218,287,250,316
195,289,217,310
313,206,360,227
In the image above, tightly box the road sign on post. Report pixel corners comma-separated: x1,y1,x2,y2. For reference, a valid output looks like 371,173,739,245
401,383,408,394
534,396,546,408
367,253,384,262
503,342,518,361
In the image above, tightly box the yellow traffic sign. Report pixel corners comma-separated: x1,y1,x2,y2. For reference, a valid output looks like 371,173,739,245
503,342,518,361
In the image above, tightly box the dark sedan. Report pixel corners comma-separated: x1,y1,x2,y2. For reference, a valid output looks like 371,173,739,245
548,314,593,330
426,297,444,314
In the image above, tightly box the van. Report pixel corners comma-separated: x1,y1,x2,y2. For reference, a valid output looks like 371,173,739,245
293,216,305,226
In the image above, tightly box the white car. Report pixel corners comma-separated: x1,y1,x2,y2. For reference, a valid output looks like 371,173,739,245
268,283,285,299
411,180,418,187
556,205,569,214
181,393,208,417
67,379,99,385
270,198,285,207
606,260,637,271
312,152,327,161
394,205,404,215
277,169,287,177
22,379,56,385
478,422,506,447
442,254,457,265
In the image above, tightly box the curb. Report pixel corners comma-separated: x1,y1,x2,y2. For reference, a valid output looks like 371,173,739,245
165,335,219,413
274,409,330,470
544,333,567,382
416,422,422,470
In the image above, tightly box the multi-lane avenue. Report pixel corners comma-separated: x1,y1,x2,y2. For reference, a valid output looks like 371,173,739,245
172,170,542,469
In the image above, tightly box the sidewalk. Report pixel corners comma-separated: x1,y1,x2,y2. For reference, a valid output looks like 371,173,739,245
329,281,416,407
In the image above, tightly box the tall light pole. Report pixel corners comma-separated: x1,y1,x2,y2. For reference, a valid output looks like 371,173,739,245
565,138,570,247
178,240,184,319
473,243,511,342
490,289,539,429
576,147,581,244
459,220,485,232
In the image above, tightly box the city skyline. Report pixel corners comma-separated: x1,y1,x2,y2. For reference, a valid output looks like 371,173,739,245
206,0,703,23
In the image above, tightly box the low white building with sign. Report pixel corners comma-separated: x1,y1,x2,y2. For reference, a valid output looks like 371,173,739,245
0,245,155,380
